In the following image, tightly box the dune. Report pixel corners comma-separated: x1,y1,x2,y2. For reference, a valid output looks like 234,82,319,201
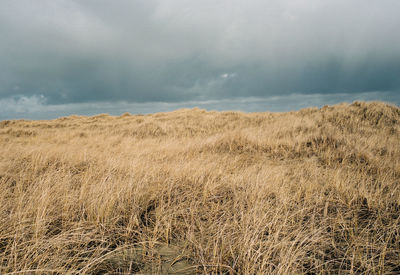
0,101,399,274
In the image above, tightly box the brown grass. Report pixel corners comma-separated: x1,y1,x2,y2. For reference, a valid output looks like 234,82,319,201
0,101,399,274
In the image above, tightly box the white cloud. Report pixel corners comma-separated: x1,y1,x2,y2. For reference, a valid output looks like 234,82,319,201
220,73,237,79
0,95,47,114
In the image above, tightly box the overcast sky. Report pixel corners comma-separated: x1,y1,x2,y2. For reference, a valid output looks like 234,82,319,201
1,0,399,119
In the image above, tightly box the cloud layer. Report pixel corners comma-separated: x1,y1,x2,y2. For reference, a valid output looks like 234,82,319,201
1,91,398,120
1,0,399,118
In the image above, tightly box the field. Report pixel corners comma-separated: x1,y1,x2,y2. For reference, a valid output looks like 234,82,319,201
0,101,399,274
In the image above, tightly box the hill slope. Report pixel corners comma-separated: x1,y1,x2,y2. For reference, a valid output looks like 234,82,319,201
0,101,399,274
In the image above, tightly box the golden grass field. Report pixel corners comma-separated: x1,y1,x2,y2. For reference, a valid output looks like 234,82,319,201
0,101,399,274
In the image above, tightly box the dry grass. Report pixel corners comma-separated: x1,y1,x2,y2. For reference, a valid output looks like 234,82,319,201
0,101,399,274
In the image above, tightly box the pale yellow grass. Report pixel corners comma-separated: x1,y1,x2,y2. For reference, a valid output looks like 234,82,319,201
0,101,399,274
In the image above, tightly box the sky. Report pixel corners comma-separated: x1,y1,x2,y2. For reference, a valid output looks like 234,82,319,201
1,0,399,119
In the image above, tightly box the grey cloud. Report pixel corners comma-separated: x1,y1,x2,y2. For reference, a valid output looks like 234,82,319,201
0,0,399,117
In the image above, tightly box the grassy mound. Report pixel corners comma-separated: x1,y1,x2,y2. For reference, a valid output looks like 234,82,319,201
0,101,399,274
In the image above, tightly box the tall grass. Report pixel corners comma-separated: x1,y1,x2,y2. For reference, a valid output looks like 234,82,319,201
0,101,399,274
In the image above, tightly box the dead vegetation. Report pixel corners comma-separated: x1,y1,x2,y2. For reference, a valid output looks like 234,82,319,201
0,101,399,274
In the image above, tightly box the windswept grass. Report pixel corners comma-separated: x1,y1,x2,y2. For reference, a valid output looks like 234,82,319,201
0,101,399,274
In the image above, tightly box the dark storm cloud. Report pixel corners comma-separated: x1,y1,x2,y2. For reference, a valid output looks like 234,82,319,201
0,0,399,116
